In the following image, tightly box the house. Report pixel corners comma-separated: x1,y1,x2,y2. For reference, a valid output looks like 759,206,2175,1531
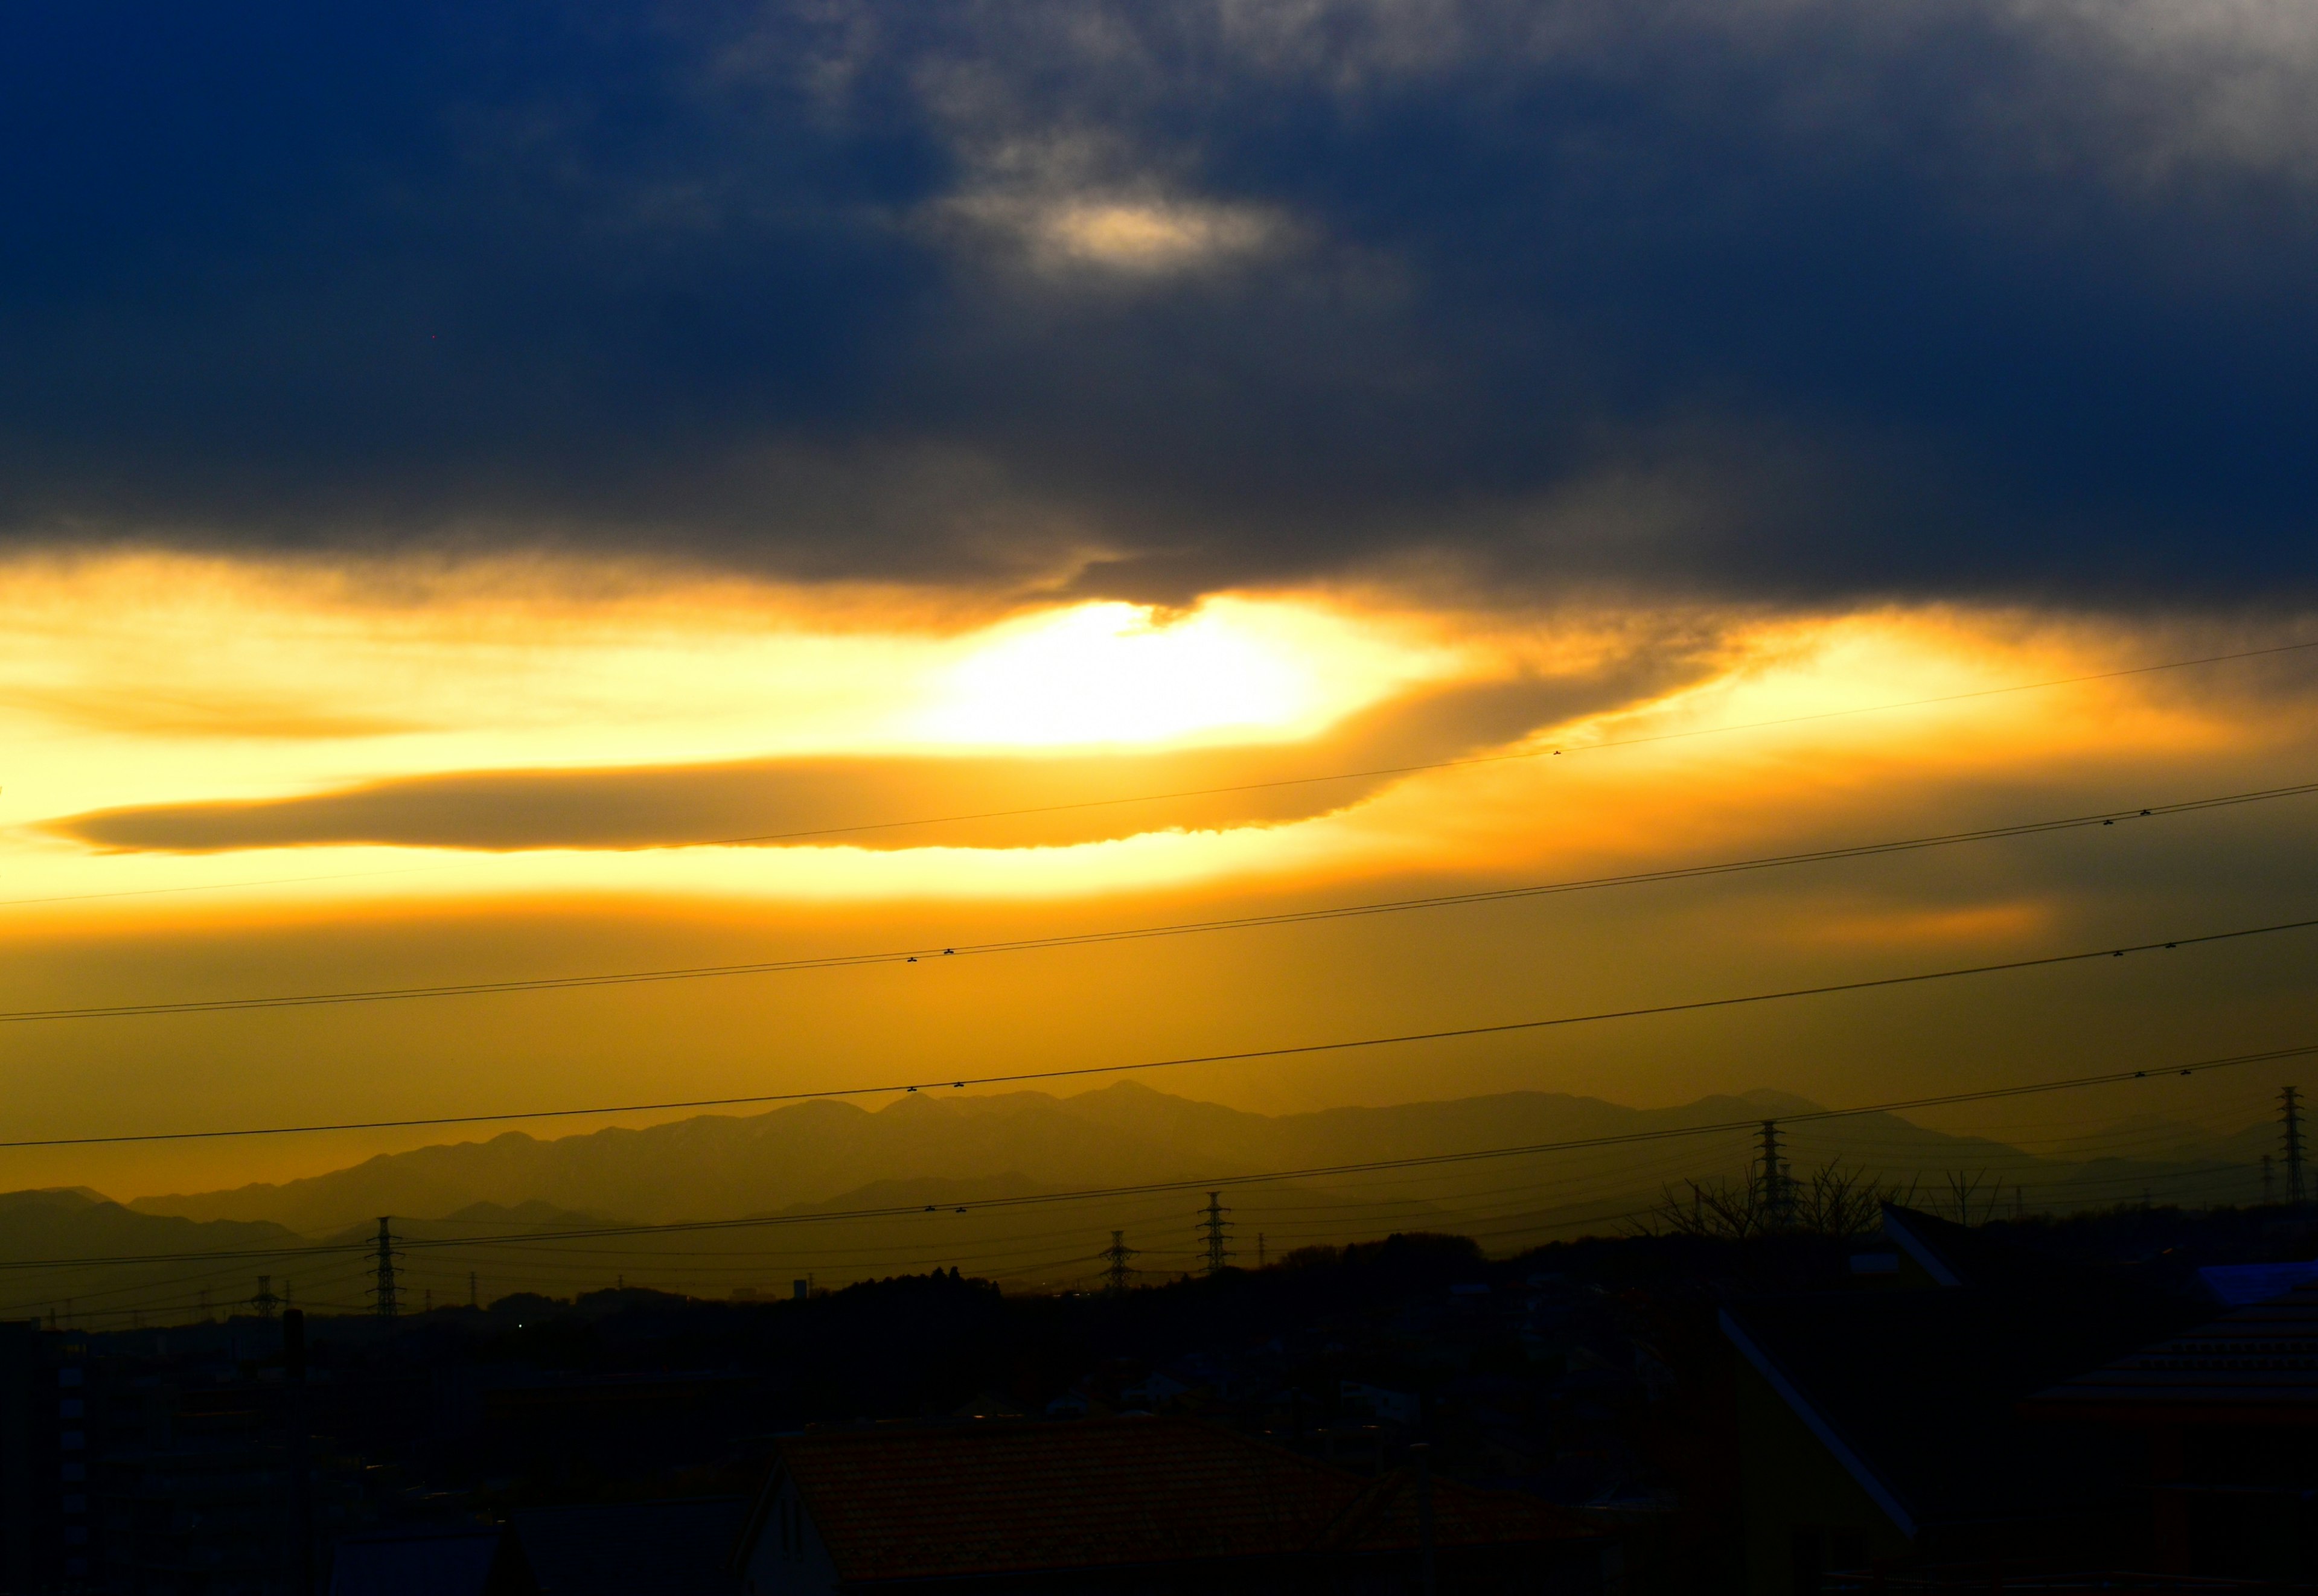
0,1322,91,1590
503,1497,750,1595
329,1527,513,1596
1339,1381,1421,1427
733,1416,1618,1594
1720,1205,2203,1595
2024,1280,2318,1583
331,1499,750,1596
2195,1260,2318,1306
1876,1202,2049,1292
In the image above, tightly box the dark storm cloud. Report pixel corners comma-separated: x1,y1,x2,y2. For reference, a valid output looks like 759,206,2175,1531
43,669,1689,852
3,0,2316,600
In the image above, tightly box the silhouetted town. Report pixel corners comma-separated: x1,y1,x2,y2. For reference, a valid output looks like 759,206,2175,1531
4,1196,2316,1594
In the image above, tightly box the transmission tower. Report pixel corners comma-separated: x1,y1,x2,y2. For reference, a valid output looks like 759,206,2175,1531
369,1217,402,1319
251,1276,283,1320
1102,1230,1138,1295
2284,1088,2307,1205
1757,1120,1790,1227
1198,1192,1233,1275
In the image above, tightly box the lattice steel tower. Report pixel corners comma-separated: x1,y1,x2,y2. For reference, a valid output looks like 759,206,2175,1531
369,1217,402,1319
1102,1230,1138,1295
1198,1192,1233,1275
1757,1120,1790,1227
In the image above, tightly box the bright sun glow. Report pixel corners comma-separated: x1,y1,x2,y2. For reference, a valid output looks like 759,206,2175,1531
917,601,1327,747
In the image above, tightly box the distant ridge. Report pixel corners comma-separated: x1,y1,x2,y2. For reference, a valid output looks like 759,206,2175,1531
123,1080,2267,1234
0,1185,296,1263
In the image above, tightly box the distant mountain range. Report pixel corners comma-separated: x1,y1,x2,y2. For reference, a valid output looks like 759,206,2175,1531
0,1186,293,1259
126,1079,2274,1232
0,1082,2272,1326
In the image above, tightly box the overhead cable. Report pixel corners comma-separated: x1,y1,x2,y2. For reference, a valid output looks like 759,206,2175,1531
4,1035,2310,1274
5,911,2312,1149
5,778,2315,1032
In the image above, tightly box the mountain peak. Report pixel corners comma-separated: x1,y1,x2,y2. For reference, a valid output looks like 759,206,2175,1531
0,1186,113,1211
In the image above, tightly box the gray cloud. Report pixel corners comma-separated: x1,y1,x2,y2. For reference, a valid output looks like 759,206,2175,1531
45,663,1703,852
1,0,2314,602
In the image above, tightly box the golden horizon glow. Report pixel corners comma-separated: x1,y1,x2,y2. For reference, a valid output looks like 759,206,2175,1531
913,599,1418,748
6,550,2318,1208
0,558,2305,927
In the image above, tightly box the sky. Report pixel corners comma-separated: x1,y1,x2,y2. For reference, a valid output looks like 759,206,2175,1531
4,0,2318,1205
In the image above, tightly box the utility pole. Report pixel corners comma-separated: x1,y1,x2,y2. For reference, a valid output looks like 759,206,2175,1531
2284,1088,2307,1205
1102,1230,1138,1296
283,1309,314,1596
1257,1234,1266,1270
469,1271,479,1309
1757,1120,1788,1228
1411,1442,1438,1596
369,1218,401,1319
1198,1193,1232,1275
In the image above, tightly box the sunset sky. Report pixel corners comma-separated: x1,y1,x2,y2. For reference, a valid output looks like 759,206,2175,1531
4,0,2318,1206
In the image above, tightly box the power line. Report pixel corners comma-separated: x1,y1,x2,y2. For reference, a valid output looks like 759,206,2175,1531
10,636,2316,913
336,1155,1691,1271
4,909,2313,1151
55,1108,2300,1322
13,908,2318,1154
1,769,2311,1037
7,1036,2314,1277
7,1109,2286,1323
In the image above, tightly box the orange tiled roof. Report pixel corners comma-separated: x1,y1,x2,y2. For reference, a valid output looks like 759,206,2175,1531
772,1418,1589,1583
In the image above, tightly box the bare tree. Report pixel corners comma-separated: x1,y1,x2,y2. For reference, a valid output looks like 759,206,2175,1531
1939,1170,2005,1225
1651,1162,1907,1240
1793,1163,1905,1239
1654,1176,1776,1240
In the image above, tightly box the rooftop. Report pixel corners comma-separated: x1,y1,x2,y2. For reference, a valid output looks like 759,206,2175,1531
761,1417,1596,1583
508,1496,748,1595
2028,1282,2318,1422
1723,1282,2200,1532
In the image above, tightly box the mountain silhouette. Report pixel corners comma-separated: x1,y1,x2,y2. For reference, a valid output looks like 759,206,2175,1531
124,1081,2267,1234
0,1085,2271,1320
